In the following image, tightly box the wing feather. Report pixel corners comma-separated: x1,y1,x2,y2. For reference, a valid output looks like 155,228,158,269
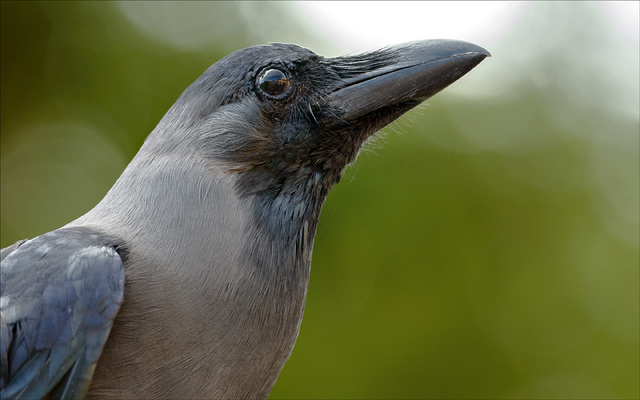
0,227,126,400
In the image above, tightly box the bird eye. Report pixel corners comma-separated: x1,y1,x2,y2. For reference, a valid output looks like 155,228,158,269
257,68,291,98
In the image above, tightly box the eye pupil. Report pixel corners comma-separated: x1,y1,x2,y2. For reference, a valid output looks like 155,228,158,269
258,69,291,97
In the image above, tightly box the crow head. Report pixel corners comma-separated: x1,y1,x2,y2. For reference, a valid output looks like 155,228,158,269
152,40,488,195
136,40,489,265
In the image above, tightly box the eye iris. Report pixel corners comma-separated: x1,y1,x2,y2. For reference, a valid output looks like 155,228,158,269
258,69,290,97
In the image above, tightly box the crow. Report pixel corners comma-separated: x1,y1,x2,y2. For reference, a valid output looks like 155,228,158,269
1,40,489,399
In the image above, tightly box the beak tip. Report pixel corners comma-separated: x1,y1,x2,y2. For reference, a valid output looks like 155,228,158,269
477,48,491,58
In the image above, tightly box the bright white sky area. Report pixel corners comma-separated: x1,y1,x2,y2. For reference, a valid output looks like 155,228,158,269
291,1,639,54
292,1,524,53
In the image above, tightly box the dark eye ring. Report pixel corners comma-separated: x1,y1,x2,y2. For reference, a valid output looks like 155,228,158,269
257,68,291,98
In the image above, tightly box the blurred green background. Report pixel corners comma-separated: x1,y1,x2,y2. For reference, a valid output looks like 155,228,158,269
1,2,638,399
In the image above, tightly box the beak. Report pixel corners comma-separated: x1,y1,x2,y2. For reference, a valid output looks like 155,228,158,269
326,39,490,121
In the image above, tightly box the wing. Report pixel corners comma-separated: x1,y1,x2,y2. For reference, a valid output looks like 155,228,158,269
0,227,127,400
